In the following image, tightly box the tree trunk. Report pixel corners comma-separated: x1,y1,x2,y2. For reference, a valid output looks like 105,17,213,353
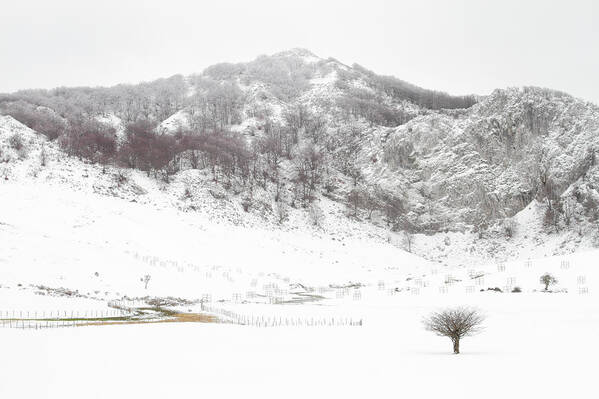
452,338,460,354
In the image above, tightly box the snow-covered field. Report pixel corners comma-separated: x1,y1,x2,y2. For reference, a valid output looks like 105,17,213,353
1,293,597,398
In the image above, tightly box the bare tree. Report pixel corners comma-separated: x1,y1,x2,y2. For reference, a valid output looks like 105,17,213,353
540,273,558,291
503,217,517,238
363,187,382,220
40,144,47,167
562,197,575,226
423,307,485,354
402,230,414,253
308,203,324,227
142,274,151,289
293,143,324,203
381,192,405,230
346,188,364,217
275,200,289,224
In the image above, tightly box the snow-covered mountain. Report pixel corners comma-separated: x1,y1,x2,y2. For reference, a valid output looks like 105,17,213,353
2,53,599,399
1,49,598,266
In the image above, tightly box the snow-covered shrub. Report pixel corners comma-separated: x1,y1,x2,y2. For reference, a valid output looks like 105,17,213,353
539,273,558,291
113,170,129,186
503,218,517,238
403,231,414,253
182,186,193,199
8,133,24,151
582,194,599,221
308,203,324,227
40,145,47,167
275,201,289,224
241,196,253,212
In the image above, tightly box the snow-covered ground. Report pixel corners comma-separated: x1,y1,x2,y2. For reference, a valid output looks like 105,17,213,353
1,293,597,398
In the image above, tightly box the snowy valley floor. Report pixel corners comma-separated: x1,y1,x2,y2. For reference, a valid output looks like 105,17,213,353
1,294,597,399
1,185,598,398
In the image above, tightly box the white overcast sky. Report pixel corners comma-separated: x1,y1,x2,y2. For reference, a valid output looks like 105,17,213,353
1,0,598,103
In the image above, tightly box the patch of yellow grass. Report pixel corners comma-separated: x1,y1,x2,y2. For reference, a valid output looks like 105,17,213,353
80,313,218,327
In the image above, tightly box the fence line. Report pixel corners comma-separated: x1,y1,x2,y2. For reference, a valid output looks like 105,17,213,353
202,303,363,328
0,308,130,320
0,305,363,329
0,308,133,330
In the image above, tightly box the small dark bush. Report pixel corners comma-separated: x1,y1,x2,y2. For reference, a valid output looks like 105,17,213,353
8,133,24,150
511,286,522,293
242,197,252,212
114,171,128,186
540,273,558,291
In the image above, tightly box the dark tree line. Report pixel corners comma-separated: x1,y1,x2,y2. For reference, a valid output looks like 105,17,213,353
337,95,410,127
1,100,66,140
1,75,189,126
340,64,477,111
117,122,252,183
59,117,117,165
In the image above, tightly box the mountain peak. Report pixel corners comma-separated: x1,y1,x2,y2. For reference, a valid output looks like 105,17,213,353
272,48,321,61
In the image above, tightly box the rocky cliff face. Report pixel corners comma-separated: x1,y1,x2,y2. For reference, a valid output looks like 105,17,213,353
376,87,599,233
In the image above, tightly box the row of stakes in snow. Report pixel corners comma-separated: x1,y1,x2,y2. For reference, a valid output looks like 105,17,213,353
201,303,363,328
0,309,129,319
0,308,133,330
0,310,362,329
128,250,297,297
128,250,364,303
129,251,380,301
1,319,85,329
129,251,589,298
0,298,198,330
374,259,588,295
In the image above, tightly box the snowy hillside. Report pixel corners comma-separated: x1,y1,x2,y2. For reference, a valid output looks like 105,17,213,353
0,115,431,303
2,50,597,267
1,114,596,304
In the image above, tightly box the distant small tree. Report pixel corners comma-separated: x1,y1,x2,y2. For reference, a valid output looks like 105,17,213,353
308,203,324,227
403,231,414,253
539,273,557,291
423,307,485,354
361,186,384,220
503,218,517,238
381,193,405,230
142,274,151,289
293,143,324,203
275,200,289,224
241,196,252,212
346,188,364,217
40,145,47,167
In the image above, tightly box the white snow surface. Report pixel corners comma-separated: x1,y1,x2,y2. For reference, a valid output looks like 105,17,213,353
1,294,597,398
